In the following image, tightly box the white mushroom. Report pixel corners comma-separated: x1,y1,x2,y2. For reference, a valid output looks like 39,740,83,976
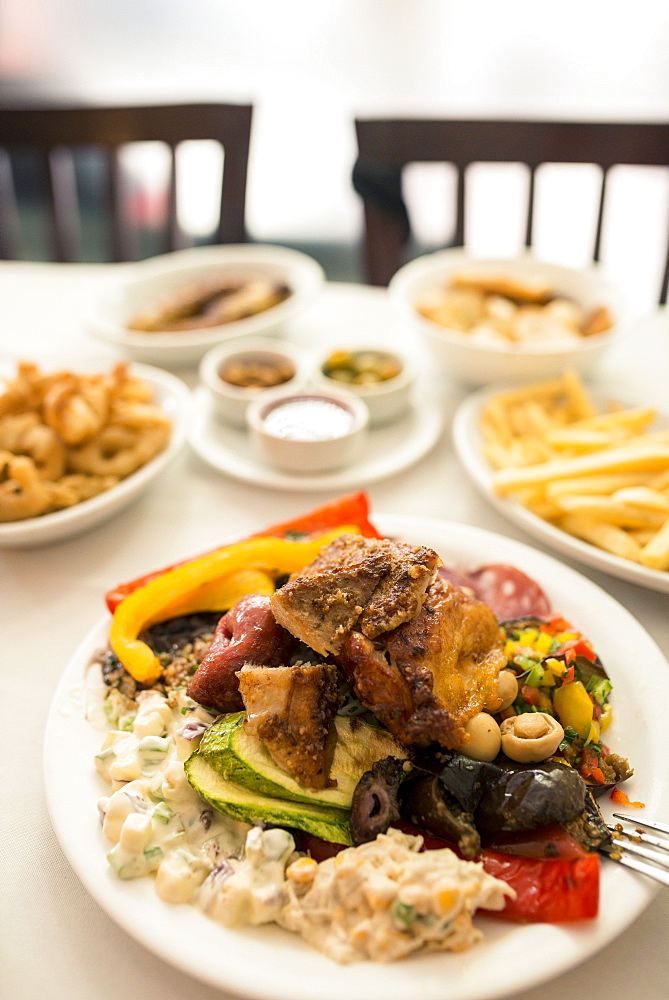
460,712,502,762
500,713,564,763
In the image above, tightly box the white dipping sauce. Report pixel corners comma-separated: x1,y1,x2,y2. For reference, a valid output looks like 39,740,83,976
263,397,354,441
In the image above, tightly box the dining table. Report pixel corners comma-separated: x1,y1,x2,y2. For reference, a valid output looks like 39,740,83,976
1,258,668,1000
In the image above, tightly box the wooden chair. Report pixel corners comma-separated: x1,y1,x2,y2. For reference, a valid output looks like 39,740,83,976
0,102,253,262
353,118,669,302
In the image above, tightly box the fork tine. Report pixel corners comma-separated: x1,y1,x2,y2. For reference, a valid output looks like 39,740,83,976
602,847,669,888
612,813,669,836
609,836,669,866
602,815,669,888
606,825,669,855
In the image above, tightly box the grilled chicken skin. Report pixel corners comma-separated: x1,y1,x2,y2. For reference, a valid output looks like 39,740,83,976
339,576,506,749
270,533,441,657
237,661,341,789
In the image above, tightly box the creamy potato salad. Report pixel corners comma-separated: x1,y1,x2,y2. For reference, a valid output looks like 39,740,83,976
92,682,512,963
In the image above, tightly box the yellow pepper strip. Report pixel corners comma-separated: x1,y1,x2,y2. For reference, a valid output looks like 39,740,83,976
144,568,276,627
110,526,357,684
552,679,593,740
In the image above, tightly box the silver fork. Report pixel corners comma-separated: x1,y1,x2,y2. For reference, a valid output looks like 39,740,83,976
602,813,669,888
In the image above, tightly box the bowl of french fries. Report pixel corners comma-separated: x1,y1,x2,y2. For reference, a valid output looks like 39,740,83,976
388,250,629,386
453,370,669,591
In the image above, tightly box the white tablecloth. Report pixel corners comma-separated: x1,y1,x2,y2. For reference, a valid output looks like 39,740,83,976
1,262,668,1000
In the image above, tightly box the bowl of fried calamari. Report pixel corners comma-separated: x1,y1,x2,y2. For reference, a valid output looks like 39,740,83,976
0,359,190,548
86,244,325,366
388,250,630,386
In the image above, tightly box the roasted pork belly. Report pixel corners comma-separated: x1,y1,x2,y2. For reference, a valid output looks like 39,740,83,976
339,576,506,749
237,661,341,789
270,533,441,656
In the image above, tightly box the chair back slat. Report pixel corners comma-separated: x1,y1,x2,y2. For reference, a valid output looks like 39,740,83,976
47,147,81,262
453,168,465,247
592,168,608,263
0,148,20,258
524,165,536,248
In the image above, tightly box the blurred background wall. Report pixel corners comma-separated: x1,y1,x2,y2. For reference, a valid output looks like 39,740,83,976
1,0,668,302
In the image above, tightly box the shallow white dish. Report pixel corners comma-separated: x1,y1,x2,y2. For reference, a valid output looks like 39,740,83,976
452,385,669,593
0,362,191,549
188,382,444,491
86,244,325,366
388,249,630,386
44,514,666,1000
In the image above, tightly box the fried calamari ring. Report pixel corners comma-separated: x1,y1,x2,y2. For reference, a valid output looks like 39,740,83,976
67,423,170,478
0,361,66,418
56,472,120,502
42,373,111,446
0,451,53,521
0,412,67,480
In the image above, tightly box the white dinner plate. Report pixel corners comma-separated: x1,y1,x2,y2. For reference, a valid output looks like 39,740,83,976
44,514,666,1000
187,383,445,491
0,360,191,549
452,385,669,593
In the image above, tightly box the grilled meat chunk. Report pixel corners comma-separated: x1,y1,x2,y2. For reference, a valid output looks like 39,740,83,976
339,576,506,749
237,661,341,789
186,594,299,713
270,533,441,657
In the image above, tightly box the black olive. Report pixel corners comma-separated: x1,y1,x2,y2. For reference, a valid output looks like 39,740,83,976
349,756,406,845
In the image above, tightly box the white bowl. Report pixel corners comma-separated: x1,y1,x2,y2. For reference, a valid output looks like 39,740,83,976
199,337,309,428
86,244,325,366
313,345,416,426
388,249,630,386
0,362,191,549
245,383,369,474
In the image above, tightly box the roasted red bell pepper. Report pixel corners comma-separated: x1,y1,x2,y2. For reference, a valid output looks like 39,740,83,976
481,850,599,923
610,787,645,808
105,491,381,612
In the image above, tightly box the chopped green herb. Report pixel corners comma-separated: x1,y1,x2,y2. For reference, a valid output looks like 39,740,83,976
391,901,417,927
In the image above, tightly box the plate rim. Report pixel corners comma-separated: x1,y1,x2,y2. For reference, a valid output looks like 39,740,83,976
452,384,669,593
43,513,667,1000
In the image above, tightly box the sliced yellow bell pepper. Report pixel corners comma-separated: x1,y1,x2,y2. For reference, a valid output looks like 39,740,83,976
145,568,276,627
552,679,593,740
110,526,357,685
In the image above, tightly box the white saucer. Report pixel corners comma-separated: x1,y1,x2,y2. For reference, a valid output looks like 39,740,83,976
188,382,445,491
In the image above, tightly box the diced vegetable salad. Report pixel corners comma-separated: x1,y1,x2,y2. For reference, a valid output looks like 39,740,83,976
500,617,616,785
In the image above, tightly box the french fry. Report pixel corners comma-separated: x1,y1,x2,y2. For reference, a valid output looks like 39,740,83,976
558,513,642,561
611,486,669,511
639,516,669,570
555,495,669,530
543,426,635,452
492,444,669,495
545,471,655,498
629,529,659,546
